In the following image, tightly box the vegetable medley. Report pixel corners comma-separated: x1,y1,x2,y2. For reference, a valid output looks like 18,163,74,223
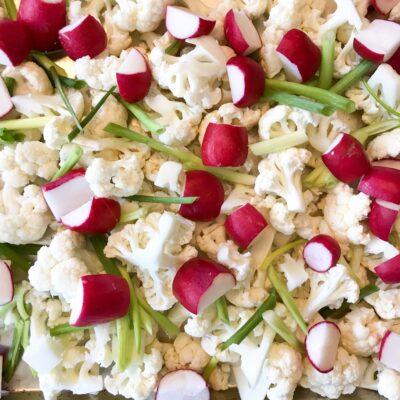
0,0,400,399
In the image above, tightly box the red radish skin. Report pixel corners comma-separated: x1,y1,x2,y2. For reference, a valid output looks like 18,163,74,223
227,56,265,108
276,29,321,83
372,158,400,170
388,47,400,74
225,203,268,249
58,15,107,60
375,254,400,283
116,48,152,103
0,79,13,118
201,123,248,167
166,6,216,40
0,20,32,67
379,330,400,372
372,0,400,14
224,9,261,56
0,262,13,306
179,170,224,222
358,166,400,204
18,0,66,51
70,274,130,327
353,20,400,62
322,133,371,184
303,235,341,273
305,321,341,374
61,197,121,234
156,370,210,400
42,168,94,221
172,258,236,314
368,199,399,241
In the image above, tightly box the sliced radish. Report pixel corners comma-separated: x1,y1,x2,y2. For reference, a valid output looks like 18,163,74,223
225,203,268,250
379,330,400,372
372,158,400,170
226,56,265,108
58,15,107,61
224,9,261,56
353,19,400,63
303,235,341,273
322,133,371,184
368,199,399,241
116,48,152,103
61,197,121,234
166,6,216,40
17,0,66,51
179,170,224,222
305,321,341,374
172,258,236,314
156,370,210,400
372,0,400,14
358,166,400,204
201,123,248,167
0,262,13,306
42,168,94,221
375,253,400,283
0,20,32,67
0,79,13,118
70,274,130,327
276,29,321,83
388,47,400,74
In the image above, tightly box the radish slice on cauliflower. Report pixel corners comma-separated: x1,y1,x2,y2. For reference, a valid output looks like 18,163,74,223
0,261,13,306
375,254,400,284
379,330,400,372
368,199,399,241
303,235,341,273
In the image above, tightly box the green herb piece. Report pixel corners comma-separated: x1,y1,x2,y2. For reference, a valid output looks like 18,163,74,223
31,51,68,77
302,163,338,191
350,245,364,281
0,243,31,272
119,208,148,225
51,145,83,181
139,307,153,335
89,235,121,276
3,319,24,382
126,195,198,205
8,244,41,256
4,0,17,19
21,320,30,350
116,314,134,371
0,129,25,145
165,40,183,56
215,296,230,325
319,31,336,90
203,356,218,381
0,116,53,131
50,323,88,337
352,119,400,145
59,76,87,90
14,285,30,321
3,77,16,95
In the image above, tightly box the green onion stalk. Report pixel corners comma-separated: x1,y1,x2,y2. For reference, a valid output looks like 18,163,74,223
51,145,83,181
0,129,25,145
203,356,218,381
302,163,338,191
3,77,16,95
4,0,17,19
0,243,32,272
215,296,230,325
165,40,183,56
318,31,336,90
0,116,53,131
352,119,400,145
119,208,148,225
125,195,198,205
50,323,88,337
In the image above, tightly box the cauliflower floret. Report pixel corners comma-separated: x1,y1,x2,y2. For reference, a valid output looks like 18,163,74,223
195,218,227,257
367,128,400,160
154,161,184,194
104,10,132,55
217,240,252,282
43,116,75,150
365,288,400,320
0,184,51,245
208,364,231,392
85,324,114,368
278,254,308,292
269,201,296,235
0,146,30,188
377,368,400,400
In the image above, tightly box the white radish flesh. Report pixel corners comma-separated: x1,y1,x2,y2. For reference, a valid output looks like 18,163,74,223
379,331,400,372
0,262,13,306
303,235,341,273
0,79,13,118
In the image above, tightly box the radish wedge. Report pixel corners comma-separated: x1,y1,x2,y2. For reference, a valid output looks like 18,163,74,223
224,9,261,56
368,199,399,241
379,331,400,372
225,203,268,250
303,235,341,273
305,321,341,373
42,168,94,221
375,253,400,283
156,370,210,400
0,262,13,306
166,6,215,40
372,0,400,14
172,258,236,314
353,20,400,62
0,79,13,118
70,274,130,327
388,47,400,74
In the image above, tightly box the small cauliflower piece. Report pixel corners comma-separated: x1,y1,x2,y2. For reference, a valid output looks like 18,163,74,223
269,202,296,235
217,240,252,282
208,364,231,392
367,128,400,160
104,10,132,55
154,161,184,194
365,288,400,320
195,218,227,257
43,116,75,150
278,254,308,292
0,146,30,188
377,368,400,400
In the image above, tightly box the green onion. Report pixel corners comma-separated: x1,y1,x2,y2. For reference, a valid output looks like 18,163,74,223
4,0,17,19
126,195,198,204
58,76,87,90
51,145,83,181
31,51,67,77
250,132,308,156
0,302,15,319
3,319,24,382
0,244,31,272
215,296,230,325
302,163,338,191
21,320,30,350
0,116,53,131
203,356,218,381
139,307,154,335
3,77,16,95
0,129,25,145
350,245,364,281
119,208,148,225
318,31,336,90
50,323,88,336
89,235,121,276
14,285,30,321
165,40,183,56
116,314,134,371
352,119,400,145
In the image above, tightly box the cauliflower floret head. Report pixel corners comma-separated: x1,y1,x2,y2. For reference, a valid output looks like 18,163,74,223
365,288,400,320
377,368,400,400
104,10,132,55
367,128,400,161
195,218,227,257
0,146,30,188
217,240,252,282
43,116,75,150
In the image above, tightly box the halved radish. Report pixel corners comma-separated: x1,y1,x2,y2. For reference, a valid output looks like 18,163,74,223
58,15,107,61
166,6,216,40
224,9,261,56
179,170,224,222
116,48,152,103
18,0,66,51
276,29,321,83
303,235,341,273
372,0,400,14
368,199,399,241
172,258,236,314
322,133,371,184
70,274,130,327
379,330,400,372
0,262,13,306
305,321,341,373
226,56,265,108
372,158,400,170
0,79,13,118
358,166,400,204
156,370,210,400
353,20,400,62
61,197,121,234
201,123,248,167
225,203,268,249
388,47,400,74
0,20,32,67
375,253,400,283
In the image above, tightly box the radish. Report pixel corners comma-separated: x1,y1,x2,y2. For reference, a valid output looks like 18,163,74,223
322,133,371,184
303,235,341,273
372,0,400,14
0,262,13,306
0,20,32,67
226,56,265,108
0,79,13,118
116,48,152,103
42,168,94,221
375,254,400,283
372,158,400,170
18,0,66,51
156,370,210,400
276,29,321,83
172,258,236,314
224,203,268,249
379,331,400,372
61,197,121,234
58,15,107,61
358,166,400,204
368,199,399,241
224,9,261,56
388,47,400,74
305,321,341,373
70,274,130,327
179,170,224,222
201,123,248,167
165,6,216,40
353,20,400,62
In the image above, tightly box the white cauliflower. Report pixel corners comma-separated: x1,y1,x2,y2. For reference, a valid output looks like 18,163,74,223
365,288,400,320
208,364,232,392
43,116,75,150
368,128,400,160
278,254,308,292
269,201,296,235
195,218,227,257
154,161,184,194
85,324,114,368
0,146,30,188
377,368,400,400
104,10,132,55
217,241,252,282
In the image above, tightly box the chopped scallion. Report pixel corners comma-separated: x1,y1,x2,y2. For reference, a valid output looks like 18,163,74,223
0,243,31,272
215,296,230,325
126,195,198,205
318,31,336,90
51,145,83,181
250,131,308,156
